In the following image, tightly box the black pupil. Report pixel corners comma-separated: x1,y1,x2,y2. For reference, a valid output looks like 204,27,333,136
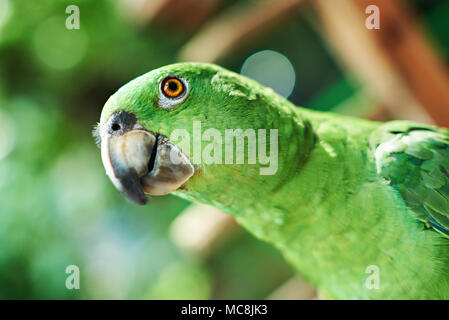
168,80,178,91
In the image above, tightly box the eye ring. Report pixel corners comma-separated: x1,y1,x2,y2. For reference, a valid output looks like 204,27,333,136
158,75,189,110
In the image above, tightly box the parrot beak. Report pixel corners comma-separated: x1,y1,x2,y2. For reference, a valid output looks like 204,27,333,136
98,111,194,205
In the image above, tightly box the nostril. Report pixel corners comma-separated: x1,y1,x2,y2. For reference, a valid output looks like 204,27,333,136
111,123,121,131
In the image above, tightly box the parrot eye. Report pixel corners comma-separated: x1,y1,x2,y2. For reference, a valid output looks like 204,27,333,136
162,77,184,98
158,75,188,109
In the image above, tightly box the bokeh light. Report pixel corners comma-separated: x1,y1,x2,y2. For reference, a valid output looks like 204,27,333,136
0,0,12,34
240,50,296,99
33,16,88,70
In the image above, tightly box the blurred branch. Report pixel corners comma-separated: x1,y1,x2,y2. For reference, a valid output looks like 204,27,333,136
170,203,239,256
267,276,317,300
117,0,219,30
354,0,449,127
367,104,394,122
143,0,219,30
178,0,305,62
312,0,446,125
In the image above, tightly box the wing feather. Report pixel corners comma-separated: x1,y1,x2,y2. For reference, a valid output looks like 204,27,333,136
372,122,449,237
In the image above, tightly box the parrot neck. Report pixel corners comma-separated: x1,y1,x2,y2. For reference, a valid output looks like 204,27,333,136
176,106,378,247
176,104,319,218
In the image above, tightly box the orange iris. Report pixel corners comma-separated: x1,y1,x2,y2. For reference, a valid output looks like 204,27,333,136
162,78,184,98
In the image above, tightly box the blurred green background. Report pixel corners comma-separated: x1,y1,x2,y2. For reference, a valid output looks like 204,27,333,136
0,0,448,299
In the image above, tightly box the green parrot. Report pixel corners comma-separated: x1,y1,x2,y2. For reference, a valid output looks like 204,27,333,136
95,62,449,299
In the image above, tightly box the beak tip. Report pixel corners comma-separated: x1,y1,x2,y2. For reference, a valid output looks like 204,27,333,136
133,195,148,206
109,173,148,206
121,185,148,206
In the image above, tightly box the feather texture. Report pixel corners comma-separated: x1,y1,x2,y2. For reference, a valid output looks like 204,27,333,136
373,122,449,237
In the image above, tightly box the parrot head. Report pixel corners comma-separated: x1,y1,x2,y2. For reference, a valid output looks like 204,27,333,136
95,62,287,205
